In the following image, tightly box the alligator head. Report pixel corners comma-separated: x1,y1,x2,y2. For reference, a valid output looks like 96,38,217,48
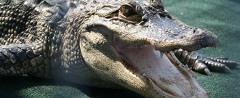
75,0,217,97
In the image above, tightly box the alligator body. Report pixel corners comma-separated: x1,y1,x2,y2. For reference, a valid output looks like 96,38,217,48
0,0,238,98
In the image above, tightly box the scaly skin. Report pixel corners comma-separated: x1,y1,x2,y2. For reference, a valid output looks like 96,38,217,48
0,0,238,98
174,49,239,75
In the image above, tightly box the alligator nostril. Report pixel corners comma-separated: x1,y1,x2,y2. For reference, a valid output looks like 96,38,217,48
180,36,184,39
193,28,198,33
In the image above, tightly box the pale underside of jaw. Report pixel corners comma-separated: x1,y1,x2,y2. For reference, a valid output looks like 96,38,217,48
116,45,207,97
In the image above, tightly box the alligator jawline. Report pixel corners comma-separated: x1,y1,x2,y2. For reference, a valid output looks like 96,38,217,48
115,45,187,75
113,44,203,97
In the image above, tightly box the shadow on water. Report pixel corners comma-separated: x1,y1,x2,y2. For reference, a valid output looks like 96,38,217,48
228,0,240,4
0,76,144,98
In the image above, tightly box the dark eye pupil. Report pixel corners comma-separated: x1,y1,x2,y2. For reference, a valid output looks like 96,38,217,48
124,9,130,15
121,5,135,17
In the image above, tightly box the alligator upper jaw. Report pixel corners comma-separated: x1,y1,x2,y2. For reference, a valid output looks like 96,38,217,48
114,44,208,98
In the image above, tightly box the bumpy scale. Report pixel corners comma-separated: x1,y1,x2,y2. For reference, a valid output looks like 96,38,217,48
0,1,53,77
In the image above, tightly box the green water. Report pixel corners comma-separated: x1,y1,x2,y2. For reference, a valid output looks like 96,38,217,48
165,0,240,98
0,0,239,98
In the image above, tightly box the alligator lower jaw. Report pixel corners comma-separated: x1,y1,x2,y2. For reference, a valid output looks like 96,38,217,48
113,45,207,97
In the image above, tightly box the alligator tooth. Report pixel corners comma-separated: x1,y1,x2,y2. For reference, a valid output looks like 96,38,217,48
166,51,193,79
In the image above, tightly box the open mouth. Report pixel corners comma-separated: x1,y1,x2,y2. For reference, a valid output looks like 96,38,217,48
113,40,208,97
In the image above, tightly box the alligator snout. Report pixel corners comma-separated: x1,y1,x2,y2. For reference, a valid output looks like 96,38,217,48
114,16,218,52
151,27,218,52
193,28,218,48
146,15,218,51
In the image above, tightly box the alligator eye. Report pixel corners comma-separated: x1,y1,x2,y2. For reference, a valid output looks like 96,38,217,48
119,4,142,23
119,4,136,17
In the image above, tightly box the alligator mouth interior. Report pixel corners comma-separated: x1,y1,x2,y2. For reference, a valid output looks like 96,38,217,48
113,40,204,97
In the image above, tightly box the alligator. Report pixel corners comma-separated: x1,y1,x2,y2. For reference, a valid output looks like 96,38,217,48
0,0,239,98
